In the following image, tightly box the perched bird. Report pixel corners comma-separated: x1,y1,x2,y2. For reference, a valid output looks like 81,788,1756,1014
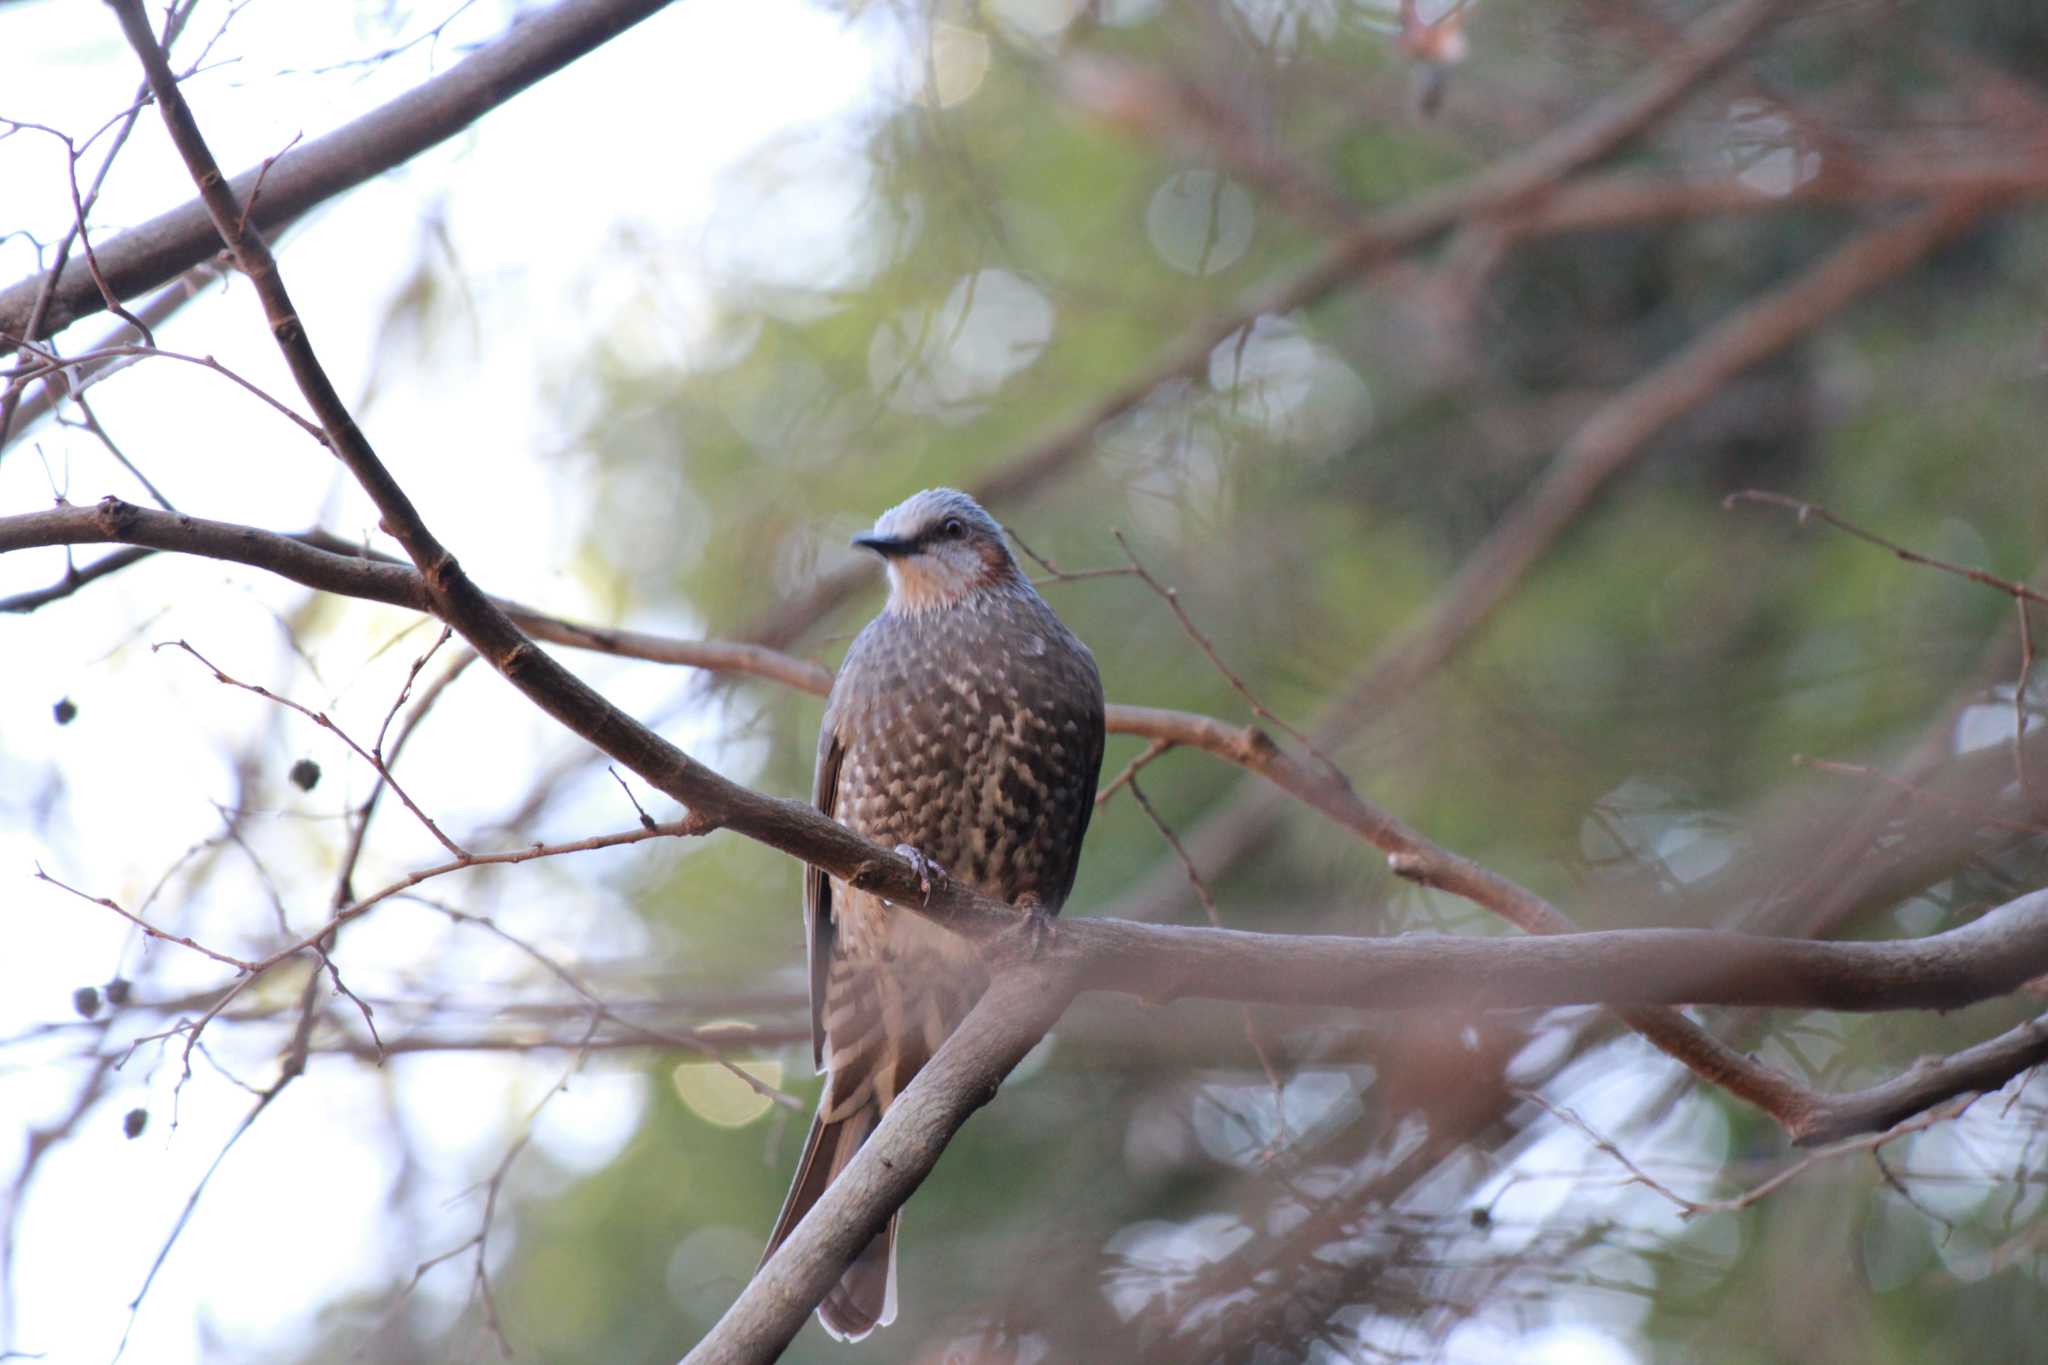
759,488,1106,1340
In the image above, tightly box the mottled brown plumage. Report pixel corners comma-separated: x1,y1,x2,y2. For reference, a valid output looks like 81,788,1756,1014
759,489,1105,1341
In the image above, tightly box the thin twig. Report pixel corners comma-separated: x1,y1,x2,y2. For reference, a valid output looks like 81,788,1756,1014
33,865,254,973
1128,774,1293,1150
67,390,175,509
330,645,476,913
1113,529,1332,770
2018,598,2038,808
1728,489,2048,607
1523,1088,1978,1220
607,765,658,830
1794,755,2048,836
1096,737,1174,809
155,638,467,857
371,625,452,761
113,1081,289,1362
3,337,326,440
424,898,799,1107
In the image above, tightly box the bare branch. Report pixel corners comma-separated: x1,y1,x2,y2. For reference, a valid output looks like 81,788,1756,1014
1796,1012,2048,1145
0,262,222,456
1729,489,2048,607
1053,888,2048,1022
687,969,1075,1364
32,865,254,973
688,890,2048,1355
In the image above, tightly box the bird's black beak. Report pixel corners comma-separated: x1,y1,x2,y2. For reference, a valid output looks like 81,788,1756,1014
852,532,916,559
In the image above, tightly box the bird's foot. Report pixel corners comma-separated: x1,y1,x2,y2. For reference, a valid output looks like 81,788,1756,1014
894,844,946,904
999,892,1058,961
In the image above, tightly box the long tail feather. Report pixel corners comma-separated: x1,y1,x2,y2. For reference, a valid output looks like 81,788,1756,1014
761,958,977,1338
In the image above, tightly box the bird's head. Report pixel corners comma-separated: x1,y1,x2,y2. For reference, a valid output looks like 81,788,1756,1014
853,488,1024,614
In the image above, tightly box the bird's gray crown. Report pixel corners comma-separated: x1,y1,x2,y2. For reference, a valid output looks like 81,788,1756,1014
866,488,1003,548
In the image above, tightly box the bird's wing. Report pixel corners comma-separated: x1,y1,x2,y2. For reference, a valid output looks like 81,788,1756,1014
1065,685,1107,900
806,720,844,1070
1044,636,1109,910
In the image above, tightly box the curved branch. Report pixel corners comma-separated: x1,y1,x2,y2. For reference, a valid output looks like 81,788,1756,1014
0,501,1217,717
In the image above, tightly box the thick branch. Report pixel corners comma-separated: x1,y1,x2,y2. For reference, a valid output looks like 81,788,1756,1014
684,970,1074,1364
1,501,424,611
1059,888,2048,1020
0,0,680,353
1794,1012,2048,1145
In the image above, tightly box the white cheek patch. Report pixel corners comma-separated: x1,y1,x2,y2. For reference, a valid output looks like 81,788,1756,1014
888,557,977,613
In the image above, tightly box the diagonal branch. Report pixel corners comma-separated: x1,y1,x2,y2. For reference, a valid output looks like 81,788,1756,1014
104,0,1013,945
686,969,1074,1365
1794,1012,2048,1145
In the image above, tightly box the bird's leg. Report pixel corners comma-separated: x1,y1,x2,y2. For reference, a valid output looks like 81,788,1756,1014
893,843,946,904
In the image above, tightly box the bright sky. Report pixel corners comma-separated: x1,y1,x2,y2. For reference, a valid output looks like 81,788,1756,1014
0,2,893,1361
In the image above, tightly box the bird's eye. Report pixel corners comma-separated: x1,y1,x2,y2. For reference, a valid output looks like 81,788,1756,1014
941,517,965,538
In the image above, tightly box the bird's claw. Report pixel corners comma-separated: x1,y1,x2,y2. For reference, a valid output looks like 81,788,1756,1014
894,844,945,903
1001,891,1058,961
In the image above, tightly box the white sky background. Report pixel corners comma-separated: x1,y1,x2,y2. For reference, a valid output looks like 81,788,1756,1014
0,2,895,1361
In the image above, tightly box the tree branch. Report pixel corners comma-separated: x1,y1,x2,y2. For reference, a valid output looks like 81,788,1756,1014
685,969,1075,1364
1054,888,2048,1022
0,0,681,354
1794,1012,2048,1145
